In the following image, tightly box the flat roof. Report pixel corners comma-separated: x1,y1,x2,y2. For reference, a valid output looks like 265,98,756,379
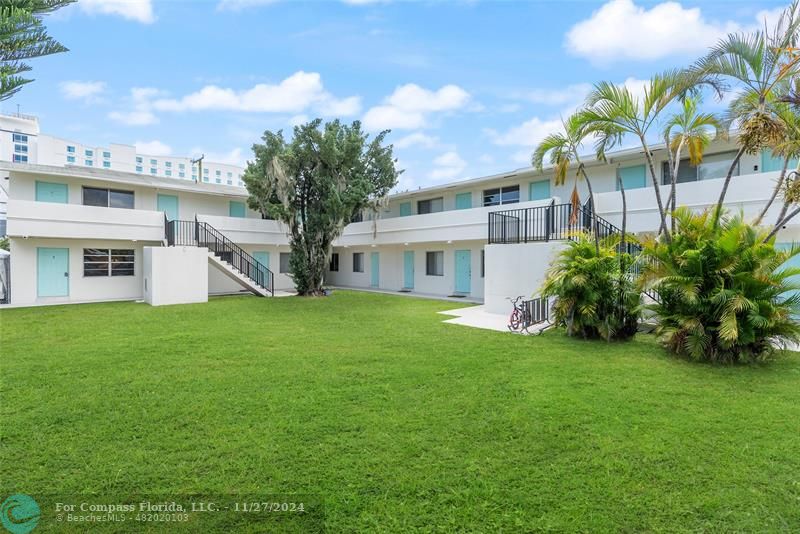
0,162,248,199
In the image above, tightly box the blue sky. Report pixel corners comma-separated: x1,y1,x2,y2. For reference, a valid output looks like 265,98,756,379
7,0,789,191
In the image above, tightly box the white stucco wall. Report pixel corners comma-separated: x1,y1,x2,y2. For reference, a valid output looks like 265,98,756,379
143,246,208,306
483,242,565,314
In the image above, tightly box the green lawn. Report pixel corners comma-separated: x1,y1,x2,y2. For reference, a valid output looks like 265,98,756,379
2,291,800,532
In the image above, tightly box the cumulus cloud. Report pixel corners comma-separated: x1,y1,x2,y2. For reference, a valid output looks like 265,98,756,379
79,0,155,24
486,117,563,147
362,83,470,131
565,0,745,63
152,71,361,116
429,151,467,181
523,83,593,107
393,132,441,149
108,87,163,126
135,140,172,156
59,80,106,102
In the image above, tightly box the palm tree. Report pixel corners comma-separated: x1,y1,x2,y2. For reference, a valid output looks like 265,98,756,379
662,96,721,231
755,102,800,225
579,70,704,242
531,113,600,252
695,1,800,227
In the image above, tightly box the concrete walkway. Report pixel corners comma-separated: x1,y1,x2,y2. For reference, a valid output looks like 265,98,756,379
438,304,551,334
329,285,483,304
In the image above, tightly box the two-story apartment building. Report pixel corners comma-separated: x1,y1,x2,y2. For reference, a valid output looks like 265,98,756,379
1,112,798,310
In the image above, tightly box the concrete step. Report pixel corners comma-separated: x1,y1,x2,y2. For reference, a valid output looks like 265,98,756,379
207,252,270,297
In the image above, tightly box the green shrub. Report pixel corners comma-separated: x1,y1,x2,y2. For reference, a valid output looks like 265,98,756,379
541,233,640,341
640,207,800,363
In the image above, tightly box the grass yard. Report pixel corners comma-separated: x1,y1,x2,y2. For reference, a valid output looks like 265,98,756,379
2,290,800,532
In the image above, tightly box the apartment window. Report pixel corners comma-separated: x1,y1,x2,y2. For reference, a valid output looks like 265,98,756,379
203,177,209,183
85,149,93,157
353,252,364,272
150,159,157,165
82,187,134,209
136,165,143,173
12,133,27,143
136,156,142,164
483,185,520,206
227,180,232,185
165,161,172,168
179,163,185,170
329,253,339,272
227,172,233,178
14,144,27,153
13,154,27,163
215,178,221,184
216,170,221,177
279,252,291,273
102,161,111,168
67,155,76,164
150,168,157,175
661,151,741,185
83,248,134,277
165,170,172,177
417,197,444,214
67,145,76,153
85,159,93,166
203,168,209,175
426,251,444,276
179,172,185,178
103,151,111,159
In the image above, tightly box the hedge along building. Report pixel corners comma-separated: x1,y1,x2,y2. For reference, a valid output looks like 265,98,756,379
2,112,798,309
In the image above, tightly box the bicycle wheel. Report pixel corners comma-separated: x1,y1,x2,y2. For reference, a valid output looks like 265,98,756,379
509,309,521,330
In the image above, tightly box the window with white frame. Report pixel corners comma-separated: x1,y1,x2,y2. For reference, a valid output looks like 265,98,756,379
103,151,111,159
82,187,134,209
85,149,93,157
483,185,520,206
426,251,444,276
83,248,134,277
12,133,27,143
279,252,291,273
67,145,76,153
417,197,444,214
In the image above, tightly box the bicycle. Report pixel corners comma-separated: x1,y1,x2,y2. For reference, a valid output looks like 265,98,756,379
508,296,531,333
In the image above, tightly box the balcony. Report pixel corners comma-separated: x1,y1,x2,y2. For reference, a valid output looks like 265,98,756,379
7,200,165,241
196,214,289,246
336,198,557,246
593,170,788,233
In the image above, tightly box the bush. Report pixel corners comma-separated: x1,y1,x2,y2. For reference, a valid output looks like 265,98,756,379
541,233,640,341
640,207,800,363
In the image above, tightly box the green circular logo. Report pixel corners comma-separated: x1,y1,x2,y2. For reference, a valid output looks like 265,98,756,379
1,495,39,534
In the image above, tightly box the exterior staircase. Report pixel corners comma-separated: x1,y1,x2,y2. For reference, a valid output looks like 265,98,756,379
165,218,274,297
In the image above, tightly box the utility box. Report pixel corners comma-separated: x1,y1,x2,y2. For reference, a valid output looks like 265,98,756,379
143,246,208,306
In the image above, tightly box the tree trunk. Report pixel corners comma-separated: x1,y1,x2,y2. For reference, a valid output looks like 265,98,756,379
669,137,685,234
640,136,671,242
755,156,790,226
765,206,800,242
583,170,600,254
616,167,629,325
712,145,746,229
617,167,628,258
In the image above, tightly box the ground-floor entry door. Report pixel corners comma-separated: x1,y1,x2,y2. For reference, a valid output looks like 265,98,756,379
403,250,414,289
37,247,69,297
455,250,471,294
157,194,179,221
253,251,270,284
370,252,380,287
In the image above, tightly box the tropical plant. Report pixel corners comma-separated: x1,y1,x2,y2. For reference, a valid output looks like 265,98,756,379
0,236,8,251
640,207,800,363
244,119,400,296
662,96,721,231
695,1,800,226
756,102,800,226
579,70,707,242
531,113,600,253
0,0,74,101
541,232,640,341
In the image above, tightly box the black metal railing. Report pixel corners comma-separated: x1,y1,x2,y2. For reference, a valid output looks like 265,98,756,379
0,254,9,305
164,218,274,296
523,297,549,326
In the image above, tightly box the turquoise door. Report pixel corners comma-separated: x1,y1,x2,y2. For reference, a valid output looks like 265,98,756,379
157,194,179,220
37,247,69,297
399,202,412,217
762,149,798,173
253,251,270,284
229,201,246,218
370,252,379,287
618,165,647,190
455,250,471,294
35,181,68,203
455,192,472,210
529,180,550,201
403,250,414,289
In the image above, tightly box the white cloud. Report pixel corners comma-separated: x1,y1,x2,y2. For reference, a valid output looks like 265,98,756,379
565,0,745,63
135,140,172,156
288,114,309,127
429,151,466,181
393,132,440,149
486,117,563,147
217,0,279,10
523,83,593,107
59,80,106,101
108,87,163,126
152,71,361,117
79,0,155,24
362,83,470,131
